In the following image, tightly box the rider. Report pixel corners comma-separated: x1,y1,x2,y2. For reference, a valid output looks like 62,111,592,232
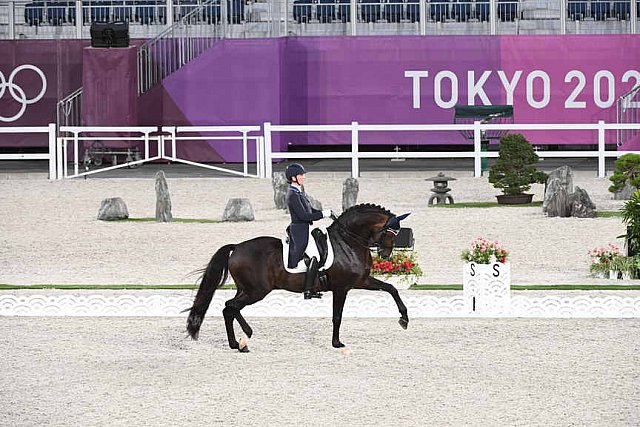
285,163,333,300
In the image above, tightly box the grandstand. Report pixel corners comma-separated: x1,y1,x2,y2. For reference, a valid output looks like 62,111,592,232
0,0,638,40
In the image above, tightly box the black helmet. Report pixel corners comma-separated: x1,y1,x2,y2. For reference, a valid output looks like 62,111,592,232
285,163,306,180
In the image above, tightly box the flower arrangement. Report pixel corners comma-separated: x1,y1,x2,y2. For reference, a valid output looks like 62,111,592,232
588,243,622,276
371,252,423,276
460,237,509,264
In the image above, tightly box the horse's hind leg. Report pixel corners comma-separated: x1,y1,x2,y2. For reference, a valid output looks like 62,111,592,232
223,290,267,351
222,305,240,350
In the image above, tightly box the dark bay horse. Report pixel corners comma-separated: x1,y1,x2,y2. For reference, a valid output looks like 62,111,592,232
186,203,410,351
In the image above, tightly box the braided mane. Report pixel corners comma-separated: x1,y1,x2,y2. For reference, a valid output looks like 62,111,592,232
336,203,393,222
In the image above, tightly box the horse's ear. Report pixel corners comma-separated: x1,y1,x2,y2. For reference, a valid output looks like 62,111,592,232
396,213,411,222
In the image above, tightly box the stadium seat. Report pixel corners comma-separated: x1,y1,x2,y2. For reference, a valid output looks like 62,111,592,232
177,0,198,21
612,1,631,20
475,0,490,21
567,0,587,20
25,2,44,26
227,0,244,23
384,0,403,23
360,0,381,23
203,0,221,24
113,1,134,22
135,0,155,24
293,0,312,23
406,0,419,22
497,0,517,22
591,0,611,21
317,0,337,23
452,0,471,22
46,1,67,26
91,0,111,23
430,0,449,22
337,0,351,22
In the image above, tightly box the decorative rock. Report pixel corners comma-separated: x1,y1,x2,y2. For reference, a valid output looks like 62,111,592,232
222,198,255,222
272,172,288,210
543,165,574,213
545,178,571,218
613,181,636,200
155,170,172,223
570,186,597,218
342,177,359,212
97,197,129,221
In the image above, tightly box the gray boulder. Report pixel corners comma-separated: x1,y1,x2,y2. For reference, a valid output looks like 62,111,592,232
97,197,129,221
272,172,288,210
222,198,255,222
543,165,574,213
342,177,359,212
545,178,571,218
155,170,172,223
570,186,597,218
613,181,636,200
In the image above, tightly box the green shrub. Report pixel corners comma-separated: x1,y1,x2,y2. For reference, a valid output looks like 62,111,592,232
488,134,548,196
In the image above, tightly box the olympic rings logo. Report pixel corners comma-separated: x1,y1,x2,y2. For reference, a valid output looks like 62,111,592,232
0,64,47,123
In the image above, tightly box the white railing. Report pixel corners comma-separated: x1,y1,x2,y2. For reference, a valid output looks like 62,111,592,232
161,125,264,178
263,120,640,178
0,124,57,179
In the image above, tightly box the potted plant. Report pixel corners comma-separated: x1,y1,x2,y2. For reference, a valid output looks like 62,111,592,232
620,190,640,257
370,251,422,289
460,237,511,314
608,153,640,194
587,243,622,279
488,134,548,204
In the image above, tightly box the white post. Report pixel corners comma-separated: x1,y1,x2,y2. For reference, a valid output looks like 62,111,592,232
8,1,15,40
73,132,79,176
282,0,288,37
75,1,82,39
473,121,482,177
63,139,69,178
56,137,64,179
166,0,174,27
632,0,638,34
489,0,497,35
419,0,426,35
256,136,264,178
242,131,248,176
48,123,57,180
350,0,357,36
264,122,273,178
598,120,606,178
559,0,567,35
144,132,150,159
351,121,359,178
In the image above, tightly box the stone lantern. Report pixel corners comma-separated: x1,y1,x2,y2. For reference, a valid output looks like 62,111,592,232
426,172,456,205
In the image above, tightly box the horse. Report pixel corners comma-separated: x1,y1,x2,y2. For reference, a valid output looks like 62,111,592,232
185,203,411,352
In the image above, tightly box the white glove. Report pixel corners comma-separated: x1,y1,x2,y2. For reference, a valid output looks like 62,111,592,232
322,209,332,218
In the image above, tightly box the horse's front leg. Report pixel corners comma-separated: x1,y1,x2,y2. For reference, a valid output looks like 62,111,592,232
362,275,409,330
331,288,348,348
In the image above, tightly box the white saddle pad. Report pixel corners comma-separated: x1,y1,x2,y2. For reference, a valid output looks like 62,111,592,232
282,226,335,273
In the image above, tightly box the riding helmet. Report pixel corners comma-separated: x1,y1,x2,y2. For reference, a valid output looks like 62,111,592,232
285,163,306,180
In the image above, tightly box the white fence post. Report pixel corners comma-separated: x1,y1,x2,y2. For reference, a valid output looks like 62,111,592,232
48,123,57,180
598,120,606,178
242,131,248,176
473,120,482,177
264,122,273,178
351,121,359,178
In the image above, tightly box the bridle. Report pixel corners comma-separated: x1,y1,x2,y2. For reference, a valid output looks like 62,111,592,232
332,216,399,250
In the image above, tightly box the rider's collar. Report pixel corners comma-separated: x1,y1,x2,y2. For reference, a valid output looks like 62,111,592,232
289,184,302,192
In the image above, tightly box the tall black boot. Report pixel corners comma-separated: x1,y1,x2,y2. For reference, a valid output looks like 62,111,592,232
304,257,322,299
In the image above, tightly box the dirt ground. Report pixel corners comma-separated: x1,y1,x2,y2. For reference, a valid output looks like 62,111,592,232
1,316,638,427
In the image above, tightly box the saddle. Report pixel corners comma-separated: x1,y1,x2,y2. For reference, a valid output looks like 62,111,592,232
282,226,334,274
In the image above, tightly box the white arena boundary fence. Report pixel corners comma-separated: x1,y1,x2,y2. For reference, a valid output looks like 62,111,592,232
2,121,640,179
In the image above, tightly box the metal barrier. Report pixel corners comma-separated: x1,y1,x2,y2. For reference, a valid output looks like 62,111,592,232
0,124,57,179
617,83,640,147
263,120,640,178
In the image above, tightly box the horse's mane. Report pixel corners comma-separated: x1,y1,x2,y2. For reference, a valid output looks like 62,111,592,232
335,203,394,223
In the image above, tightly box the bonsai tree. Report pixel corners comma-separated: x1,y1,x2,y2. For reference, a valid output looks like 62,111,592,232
608,153,640,194
488,134,547,196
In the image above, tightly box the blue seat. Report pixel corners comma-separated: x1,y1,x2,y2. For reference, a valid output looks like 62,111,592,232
136,0,155,24
203,0,221,23
337,0,351,22
406,0,419,22
227,0,244,23
613,1,630,20
359,0,381,23
46,1,67,25
452,0,471,22
497,0,517,22
293,0,312,23
384,0,403,23
591,0,610,20
317,0,336,23
91,0,111,22
25,2,44,26
567,0,587,20
113,0,134,22
178,0,198,20
475,0,489,21
430,0,449,22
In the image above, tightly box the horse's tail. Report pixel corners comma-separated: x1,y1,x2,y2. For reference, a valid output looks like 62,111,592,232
186,244,236,340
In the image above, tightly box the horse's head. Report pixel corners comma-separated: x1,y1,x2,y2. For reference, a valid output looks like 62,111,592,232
333,204,411,260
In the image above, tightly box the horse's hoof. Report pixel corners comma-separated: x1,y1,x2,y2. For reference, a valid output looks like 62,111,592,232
238,337,250,353
332,342,345,348
399,317,409,330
